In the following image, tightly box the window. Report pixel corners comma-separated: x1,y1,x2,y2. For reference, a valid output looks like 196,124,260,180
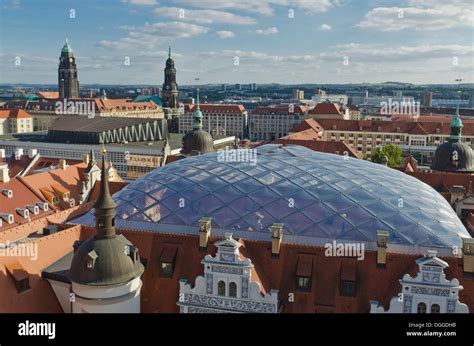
297,276,311,291
16,278,30,293
159,245,177,278
431,304,440,313
340,280,356,297
160,262,173,277
417,302,427,313
218,280,226,296
229,282,237,298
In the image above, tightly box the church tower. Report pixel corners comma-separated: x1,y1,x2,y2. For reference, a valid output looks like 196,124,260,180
69,148,144,313
162,45,179,109
58,39,80,99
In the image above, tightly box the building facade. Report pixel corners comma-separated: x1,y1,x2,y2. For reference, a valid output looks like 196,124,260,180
0,110,33,135
249,104,308,141
180,104,248,139
370,251,468,313
178,233,278,313
315,118,474,160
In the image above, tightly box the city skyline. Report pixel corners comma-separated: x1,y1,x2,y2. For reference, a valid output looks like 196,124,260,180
1,0,473,85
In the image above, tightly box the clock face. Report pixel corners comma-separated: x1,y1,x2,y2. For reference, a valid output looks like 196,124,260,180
165,85,169,90
69,58,73,63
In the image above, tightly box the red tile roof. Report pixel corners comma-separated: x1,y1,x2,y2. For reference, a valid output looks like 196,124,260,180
0,109,32,119
184,104,246,114
309,102,343,115
94,99,160,111
36,92,59,100
290,118,324,133
252,104,309,115
2,220,474,313
315,118,474,136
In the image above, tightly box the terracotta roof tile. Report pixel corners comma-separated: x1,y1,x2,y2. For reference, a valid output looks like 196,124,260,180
0,109,32,119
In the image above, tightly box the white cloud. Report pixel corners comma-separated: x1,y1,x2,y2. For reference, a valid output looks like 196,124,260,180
122,0,158,5
320,43,473,62
357,1,473,31
318,24,332,31
216,31,235,39
254,27,278,35
172,0,339,15
153,7,256,25
98,22,209,50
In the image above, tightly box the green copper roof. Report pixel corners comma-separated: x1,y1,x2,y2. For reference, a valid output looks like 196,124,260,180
451,116,463,129
450,102,463,140
61,39,73,54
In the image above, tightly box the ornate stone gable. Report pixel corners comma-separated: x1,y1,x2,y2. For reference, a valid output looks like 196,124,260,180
177,233,278,313
370,250,469,313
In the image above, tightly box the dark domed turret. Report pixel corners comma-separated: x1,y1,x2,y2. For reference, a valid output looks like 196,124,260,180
162,45,178,109
70,148,144,286
181,88,214,155
431,105,474,173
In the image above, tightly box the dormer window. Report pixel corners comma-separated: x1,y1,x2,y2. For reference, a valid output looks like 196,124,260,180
340,258,357,297
296,254,313,292
297,277,311,291
159,245,177,278
86,251,98,270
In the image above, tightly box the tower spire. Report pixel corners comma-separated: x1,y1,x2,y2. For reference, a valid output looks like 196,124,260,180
94,146,117,239
193,88,203,130
450,79,463,141
169,44,171,59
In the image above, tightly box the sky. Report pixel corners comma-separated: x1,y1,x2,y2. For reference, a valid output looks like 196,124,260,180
0,0,473,85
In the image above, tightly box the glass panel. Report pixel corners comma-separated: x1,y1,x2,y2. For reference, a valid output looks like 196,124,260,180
143,204,171,222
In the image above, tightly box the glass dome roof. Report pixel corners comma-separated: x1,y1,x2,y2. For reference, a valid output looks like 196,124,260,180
74,144,469,250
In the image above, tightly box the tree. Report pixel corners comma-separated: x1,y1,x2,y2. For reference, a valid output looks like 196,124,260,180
371,144,403,167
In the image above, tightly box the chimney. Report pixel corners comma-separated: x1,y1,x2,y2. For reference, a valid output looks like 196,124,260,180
198,217,212,249
462,238,474,273
376,230,389,266
0,164,10,183
14,148,23,160
83,153,90,165
27,148,38,158
59,159,67,170
271,223,283,256
450,185,466,205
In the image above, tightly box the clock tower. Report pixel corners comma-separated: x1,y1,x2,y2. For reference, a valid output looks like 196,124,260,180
162,45,179,109
58,39,80,99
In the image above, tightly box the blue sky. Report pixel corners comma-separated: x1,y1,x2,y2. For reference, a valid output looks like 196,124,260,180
0,0,473,84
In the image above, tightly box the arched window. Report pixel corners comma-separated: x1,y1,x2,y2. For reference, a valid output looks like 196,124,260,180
431,304,440,313
229,282,237,298
218,281,226,296
417,302,427,314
